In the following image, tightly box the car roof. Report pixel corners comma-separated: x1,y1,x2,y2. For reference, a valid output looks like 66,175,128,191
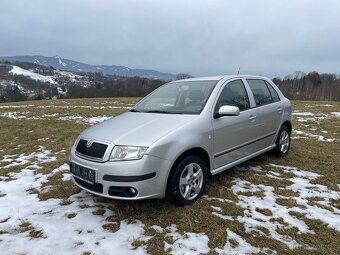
171,75,269,83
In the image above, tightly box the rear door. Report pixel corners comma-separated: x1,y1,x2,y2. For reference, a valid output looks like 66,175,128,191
245,79,284,148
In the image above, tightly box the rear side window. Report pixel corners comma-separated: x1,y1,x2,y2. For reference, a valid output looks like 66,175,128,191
216,79,250,111
266,81,280,102
247,79,273,106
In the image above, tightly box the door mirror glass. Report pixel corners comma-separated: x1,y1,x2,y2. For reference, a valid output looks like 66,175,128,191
217,105,240,117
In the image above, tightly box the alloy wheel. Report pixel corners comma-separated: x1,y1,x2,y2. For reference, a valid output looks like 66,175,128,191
179,163,203,200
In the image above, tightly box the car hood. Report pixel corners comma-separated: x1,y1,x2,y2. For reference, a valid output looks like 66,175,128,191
81,112,197,146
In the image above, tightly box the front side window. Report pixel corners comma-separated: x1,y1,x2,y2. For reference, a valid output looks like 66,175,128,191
247,79,273,106
215,79,250,111
132,80,217,114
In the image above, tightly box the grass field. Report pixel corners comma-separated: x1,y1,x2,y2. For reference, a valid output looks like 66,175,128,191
0,98,339,255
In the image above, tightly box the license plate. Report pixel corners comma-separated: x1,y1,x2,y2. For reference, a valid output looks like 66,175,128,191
70,163,96,184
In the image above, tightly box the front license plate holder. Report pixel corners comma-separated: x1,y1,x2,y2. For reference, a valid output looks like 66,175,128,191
71,163,96,184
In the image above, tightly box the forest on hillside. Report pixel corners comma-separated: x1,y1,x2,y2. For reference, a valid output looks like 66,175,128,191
0,60,339,102
273,71,340,101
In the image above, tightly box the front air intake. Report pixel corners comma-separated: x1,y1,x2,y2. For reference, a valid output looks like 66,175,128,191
76,139,108,159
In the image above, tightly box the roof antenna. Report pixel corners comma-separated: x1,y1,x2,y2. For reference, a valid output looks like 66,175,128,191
237,67,241,75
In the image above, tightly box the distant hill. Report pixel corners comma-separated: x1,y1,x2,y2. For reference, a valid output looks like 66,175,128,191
0,61,166,102
0,55,175,80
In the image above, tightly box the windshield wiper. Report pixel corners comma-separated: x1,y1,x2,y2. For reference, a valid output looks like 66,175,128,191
143,110,183,114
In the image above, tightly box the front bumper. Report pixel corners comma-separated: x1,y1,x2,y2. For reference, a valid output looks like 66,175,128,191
69,149,173,200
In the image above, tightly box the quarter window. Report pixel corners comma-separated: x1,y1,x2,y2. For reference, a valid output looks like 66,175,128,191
266,81,280,102
216,79,250,111
247,79,273,106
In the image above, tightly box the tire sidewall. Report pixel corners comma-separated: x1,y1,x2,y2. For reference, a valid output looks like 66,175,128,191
169,155,207,206
276,126,291,157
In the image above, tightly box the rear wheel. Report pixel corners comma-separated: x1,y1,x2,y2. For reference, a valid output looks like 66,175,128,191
272,126,291,157
167,155,207,206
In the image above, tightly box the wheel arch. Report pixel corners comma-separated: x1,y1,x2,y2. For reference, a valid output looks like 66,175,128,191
166,147,211,189
281,120,292,133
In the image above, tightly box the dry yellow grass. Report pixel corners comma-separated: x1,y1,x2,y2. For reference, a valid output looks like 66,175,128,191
0,98,339,254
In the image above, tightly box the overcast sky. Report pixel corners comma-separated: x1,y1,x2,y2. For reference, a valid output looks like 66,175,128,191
1,0,339,77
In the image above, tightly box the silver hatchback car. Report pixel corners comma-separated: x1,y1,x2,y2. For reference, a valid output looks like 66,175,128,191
69,75,292,206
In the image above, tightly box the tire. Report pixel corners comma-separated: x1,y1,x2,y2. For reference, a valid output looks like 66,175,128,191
167,155,207,206
272,126,291,157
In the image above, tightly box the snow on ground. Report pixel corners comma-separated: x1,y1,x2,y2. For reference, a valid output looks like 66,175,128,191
54,70,83,83
331,112,340,118
58,115,112,125
215,229,271,255
292,111,328,123
292,112,315,116
0,148,213,255
0,146,56,170
164,225,210,255
0,111,112,125
292,129,338,142
0,105,34,109
304,104,334,108
1,152,339,253
9,66,56,84
37,105,131,110
0,149,150,255
206,164,340,250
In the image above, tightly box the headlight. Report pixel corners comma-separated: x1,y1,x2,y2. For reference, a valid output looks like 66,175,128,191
110,146,148,161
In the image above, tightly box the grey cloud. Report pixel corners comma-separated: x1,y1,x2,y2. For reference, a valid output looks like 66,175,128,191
0,0,339,77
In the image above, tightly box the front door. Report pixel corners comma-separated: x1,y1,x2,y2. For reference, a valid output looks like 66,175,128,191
212,79,256,170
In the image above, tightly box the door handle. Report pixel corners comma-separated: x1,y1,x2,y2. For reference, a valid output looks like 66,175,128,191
249,115,257,121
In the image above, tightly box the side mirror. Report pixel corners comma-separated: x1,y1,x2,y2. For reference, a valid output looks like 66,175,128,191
215,105,240,118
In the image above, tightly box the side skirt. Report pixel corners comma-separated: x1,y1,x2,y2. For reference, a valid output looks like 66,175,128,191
211,144,276,175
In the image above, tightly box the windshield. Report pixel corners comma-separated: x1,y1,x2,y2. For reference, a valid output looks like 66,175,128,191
131,80,218,114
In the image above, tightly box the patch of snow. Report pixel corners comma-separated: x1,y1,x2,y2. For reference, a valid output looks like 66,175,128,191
37,105,131,110
295,116,327,123
305,104,334,108
0,111,111,125
164,224,210,255
212,212,234,221
0,105,34,109
57,115,83,121
207,164,340,250
62,173,72,181
0,155,149,255
9,66,56,84
0,146,56,170
292,112,315,116
211,206,223,212
150,225,163,233
57,115,111,125
215,229,268,255
85,116,111,125
292,129,338,142
331,112,340,118
58,58,67,67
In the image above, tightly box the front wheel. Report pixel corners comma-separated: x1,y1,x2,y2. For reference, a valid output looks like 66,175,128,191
167,156,207,206
272,126,291,157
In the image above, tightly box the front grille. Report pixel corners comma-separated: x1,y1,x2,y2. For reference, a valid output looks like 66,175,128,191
76,139,108,159
74,176,103,193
